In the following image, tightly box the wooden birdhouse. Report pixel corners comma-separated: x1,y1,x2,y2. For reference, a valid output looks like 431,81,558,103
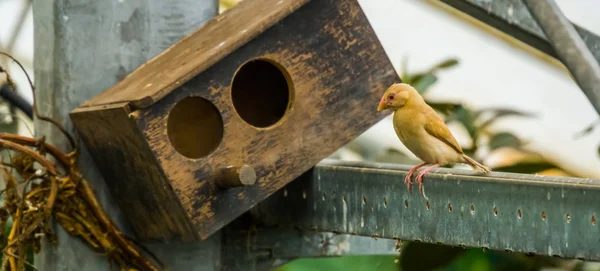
70,0,399,242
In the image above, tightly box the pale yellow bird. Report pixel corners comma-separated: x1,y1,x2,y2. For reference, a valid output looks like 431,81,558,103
377,83,491,194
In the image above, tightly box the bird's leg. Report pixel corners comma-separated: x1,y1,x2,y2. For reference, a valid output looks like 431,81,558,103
415,164,440,195
404,162,427,193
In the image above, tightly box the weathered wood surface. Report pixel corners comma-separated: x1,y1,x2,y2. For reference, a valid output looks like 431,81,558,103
71,0,399,241
77,0,310,110
71,103,198,240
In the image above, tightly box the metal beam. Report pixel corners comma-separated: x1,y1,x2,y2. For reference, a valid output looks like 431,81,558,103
437,0,600,116
523,0,600,118
251,159,600,261
221,228,399,271
437,0,600,65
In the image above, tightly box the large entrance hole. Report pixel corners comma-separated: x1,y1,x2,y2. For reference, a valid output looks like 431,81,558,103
231,59,293,128
167,96,224,159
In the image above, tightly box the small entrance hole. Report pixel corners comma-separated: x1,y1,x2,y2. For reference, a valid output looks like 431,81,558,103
231,59,293,128
167,96,224,159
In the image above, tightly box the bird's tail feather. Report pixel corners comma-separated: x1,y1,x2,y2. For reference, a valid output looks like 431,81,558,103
462,154,491,173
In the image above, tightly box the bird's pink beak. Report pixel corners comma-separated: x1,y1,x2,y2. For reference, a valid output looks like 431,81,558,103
377,95,387,111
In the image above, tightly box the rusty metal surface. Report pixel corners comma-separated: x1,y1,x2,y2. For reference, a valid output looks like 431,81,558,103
252,159,600,261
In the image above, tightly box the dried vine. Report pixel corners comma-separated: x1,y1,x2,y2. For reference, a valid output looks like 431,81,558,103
0,52,165,271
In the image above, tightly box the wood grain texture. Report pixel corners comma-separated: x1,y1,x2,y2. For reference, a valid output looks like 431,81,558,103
70,103,197,241
77,0,310,110
71,0,399,241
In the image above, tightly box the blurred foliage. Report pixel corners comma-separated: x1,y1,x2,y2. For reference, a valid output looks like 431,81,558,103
0,220,35,271
398,242,565,271
399,242,466,271
573,119,600,159
489,132,521,150
275,243,568,271
574,119,600,139
275,255,400,271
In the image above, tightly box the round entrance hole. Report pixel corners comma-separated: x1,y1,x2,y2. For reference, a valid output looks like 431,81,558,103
231,59,293,128
167,96,224,159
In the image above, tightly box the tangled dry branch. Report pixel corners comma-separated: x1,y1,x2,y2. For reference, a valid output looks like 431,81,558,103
0,52,164,271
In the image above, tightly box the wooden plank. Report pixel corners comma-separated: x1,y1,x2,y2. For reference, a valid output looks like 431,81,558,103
76,0,310,110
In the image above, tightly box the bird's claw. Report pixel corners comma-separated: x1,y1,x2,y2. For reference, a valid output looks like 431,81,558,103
404,175,413,193
404,163,427,194
414,164,440,195
416,174,424,195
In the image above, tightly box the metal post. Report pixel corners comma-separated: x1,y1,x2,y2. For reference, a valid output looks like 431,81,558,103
32,0,219,270
438,0,600,117
523,0,600,117
437,0,600,66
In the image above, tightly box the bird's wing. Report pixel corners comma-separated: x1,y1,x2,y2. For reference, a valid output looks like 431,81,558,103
423,112,464,154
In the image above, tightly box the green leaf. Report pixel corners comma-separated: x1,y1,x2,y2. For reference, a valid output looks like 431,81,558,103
400,242,466,271
574,119,600,139
473,108,536,130
446,105,478,141
493,162,558,174
277,255,401,271
427,102,461,116
440,248,557,271
441,249,494,271
489,132,522,150
400,57,458,92
428,58,459,73
26,246,34,271
401,56,410,83
411,74,437,94
597,144,600,157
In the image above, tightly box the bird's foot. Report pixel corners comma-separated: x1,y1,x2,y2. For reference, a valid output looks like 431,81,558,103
404,162,427,193
415,164,440,195
403,174,413,192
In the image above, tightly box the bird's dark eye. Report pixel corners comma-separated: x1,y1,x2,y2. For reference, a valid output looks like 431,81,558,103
388,93,395,100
